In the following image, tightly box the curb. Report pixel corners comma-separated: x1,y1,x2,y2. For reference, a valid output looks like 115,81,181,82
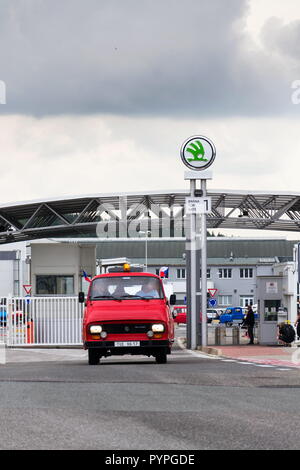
177,337,222,357
197,346,222,356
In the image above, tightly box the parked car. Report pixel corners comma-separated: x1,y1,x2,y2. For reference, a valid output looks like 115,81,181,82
0,310,6,327
172,306,187,324
173,306,219,325
206,309,221,323
219,307,258,326
219,307,245,326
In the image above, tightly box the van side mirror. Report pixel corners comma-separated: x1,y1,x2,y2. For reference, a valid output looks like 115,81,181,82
169,294,176,306
78,292,85,303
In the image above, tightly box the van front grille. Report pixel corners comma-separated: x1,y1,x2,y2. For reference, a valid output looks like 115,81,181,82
102,323,150,334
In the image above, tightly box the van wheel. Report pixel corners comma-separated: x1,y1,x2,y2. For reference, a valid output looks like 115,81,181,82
88,349,100,365
155,351,167,364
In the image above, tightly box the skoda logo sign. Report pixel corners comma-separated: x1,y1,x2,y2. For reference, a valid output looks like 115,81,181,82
180,135,216,171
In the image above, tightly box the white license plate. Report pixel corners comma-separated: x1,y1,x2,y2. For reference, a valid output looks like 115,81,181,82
114,341,140,347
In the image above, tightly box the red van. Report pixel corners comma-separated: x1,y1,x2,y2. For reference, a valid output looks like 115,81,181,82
80,267,176,365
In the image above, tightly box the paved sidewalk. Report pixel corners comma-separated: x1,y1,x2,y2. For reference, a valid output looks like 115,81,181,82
216,344,300,369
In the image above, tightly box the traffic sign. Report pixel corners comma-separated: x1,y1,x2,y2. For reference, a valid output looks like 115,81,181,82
185,197,212,215
23,285,32,295
209,298,217,307
180,135,216,171
208,288,218,297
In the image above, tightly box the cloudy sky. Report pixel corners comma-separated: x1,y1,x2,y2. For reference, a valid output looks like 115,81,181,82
1,0,300,237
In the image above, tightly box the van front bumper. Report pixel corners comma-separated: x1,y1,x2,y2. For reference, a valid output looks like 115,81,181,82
84,339,171,356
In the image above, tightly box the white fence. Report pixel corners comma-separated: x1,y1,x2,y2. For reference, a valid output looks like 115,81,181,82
1,296,82,346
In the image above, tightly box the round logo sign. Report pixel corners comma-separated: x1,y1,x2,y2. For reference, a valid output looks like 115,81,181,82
180,135,216,171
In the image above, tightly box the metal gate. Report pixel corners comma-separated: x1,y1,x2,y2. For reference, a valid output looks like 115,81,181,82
3,296,82,346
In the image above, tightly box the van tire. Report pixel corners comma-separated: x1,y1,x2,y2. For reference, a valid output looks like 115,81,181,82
155,351,167,364
88,349,100,365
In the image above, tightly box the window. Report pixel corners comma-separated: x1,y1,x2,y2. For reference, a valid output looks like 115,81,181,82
264,299,281,322
240,268,253,279
36,275,74,295
218,268,232,279
176,269,186,279
219,295,232,306
240,296,254,307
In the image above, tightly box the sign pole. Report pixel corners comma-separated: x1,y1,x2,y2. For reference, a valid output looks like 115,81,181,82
190,179,197,350
181,135,216,350
201,178,207,347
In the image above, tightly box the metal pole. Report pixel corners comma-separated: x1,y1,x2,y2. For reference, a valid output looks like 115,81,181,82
190,180,197,349
145,232,148,270
201,178,207,347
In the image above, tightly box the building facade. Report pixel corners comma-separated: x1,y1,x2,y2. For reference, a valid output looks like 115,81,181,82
0,237,291,315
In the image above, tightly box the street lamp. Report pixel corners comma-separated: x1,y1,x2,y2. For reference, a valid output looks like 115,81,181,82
139,230,151,270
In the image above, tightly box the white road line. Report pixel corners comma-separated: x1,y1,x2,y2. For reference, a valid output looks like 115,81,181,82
238,361,257,365
253,364,275,368
221,359,238,363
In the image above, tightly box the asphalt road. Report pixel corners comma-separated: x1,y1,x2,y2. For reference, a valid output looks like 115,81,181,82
1,341,300,450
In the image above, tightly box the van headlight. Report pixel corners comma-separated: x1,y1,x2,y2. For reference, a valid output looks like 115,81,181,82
152,323,165,333
89,325,102,334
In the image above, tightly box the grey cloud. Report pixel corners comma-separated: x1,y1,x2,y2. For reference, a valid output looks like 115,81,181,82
261,17,300,60
0,0,298,117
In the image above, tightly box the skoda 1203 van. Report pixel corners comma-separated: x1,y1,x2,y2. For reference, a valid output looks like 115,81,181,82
80,265,176,365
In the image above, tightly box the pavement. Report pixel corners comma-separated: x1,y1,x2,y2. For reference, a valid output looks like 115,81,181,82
209,343,300,369
176,323,300,369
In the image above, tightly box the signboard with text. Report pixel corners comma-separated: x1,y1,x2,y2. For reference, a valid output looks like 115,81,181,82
185,197,212,215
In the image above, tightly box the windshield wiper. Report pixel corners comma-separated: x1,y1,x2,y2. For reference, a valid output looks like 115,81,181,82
119,294,141,299
119,294,154,300
92,295,120,301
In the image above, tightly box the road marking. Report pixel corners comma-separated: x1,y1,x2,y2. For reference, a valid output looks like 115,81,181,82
238,361,257,365
253,364,275,368
221,359,238,363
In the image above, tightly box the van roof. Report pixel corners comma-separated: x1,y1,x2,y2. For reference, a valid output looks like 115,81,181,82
92,272,160,280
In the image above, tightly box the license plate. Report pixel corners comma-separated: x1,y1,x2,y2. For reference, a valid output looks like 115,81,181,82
114,341,140,347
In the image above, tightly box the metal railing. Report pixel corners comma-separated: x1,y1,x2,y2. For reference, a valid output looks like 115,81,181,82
3,296,82,346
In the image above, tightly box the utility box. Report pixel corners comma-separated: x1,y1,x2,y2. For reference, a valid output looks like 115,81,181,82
257,275,284,345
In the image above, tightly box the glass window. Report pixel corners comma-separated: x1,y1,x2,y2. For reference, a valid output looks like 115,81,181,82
176,269,186,279
90,276,164,300
219,295,232,306
240,296,254,307
218,269,232,279
36,275,74,295
264,300,281,322
240,268,253,279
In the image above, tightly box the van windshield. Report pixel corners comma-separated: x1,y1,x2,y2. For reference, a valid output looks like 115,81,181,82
90,276,164,300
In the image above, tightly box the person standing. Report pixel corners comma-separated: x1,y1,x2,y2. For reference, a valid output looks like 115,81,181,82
243,305,255,345
295,309,300,340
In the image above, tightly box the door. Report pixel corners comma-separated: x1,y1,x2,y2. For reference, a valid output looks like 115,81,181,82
259,299,281,345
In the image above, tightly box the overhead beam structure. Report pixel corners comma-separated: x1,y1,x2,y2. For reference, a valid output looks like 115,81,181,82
0,189,299,244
